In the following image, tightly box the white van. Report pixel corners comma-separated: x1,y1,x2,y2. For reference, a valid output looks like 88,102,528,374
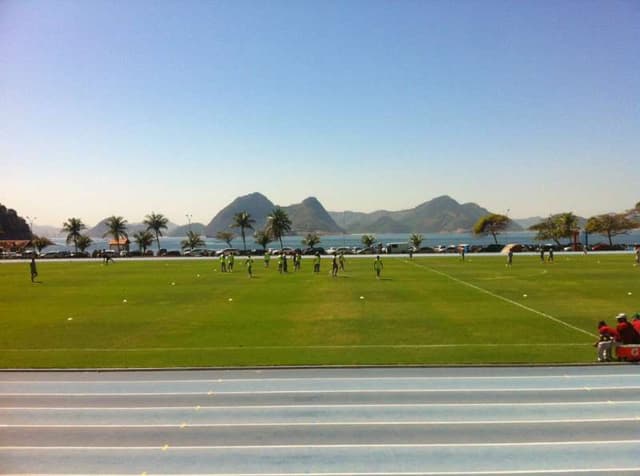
385,242,410,254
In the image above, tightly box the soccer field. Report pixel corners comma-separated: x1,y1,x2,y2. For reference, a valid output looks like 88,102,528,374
1,254,637,368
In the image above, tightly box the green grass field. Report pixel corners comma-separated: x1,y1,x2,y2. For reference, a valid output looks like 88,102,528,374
1,254,638,368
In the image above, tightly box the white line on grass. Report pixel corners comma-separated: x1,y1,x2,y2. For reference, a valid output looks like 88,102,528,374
3,417,639,428
408,261,595,338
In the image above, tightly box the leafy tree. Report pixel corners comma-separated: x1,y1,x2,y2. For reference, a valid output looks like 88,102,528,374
32,235,54,253
133,230,154,255
253,229,273,251
409,233,423,250
143,212,169,253
61,217,86,254
473,214,511,245
76,235,93,253
216,231,235,248
301,232,321,248
529,212,579,246
181,230,205,250
265,207,292,250
361,234,376,248
231,211,255,252
585,213,639,246
103,216,128,252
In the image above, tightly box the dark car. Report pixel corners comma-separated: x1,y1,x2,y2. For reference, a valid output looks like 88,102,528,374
480,244,503,253
302,247,326,255
591,243,626,251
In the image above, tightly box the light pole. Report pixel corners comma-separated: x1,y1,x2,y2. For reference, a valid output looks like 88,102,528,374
185,214,192,233
25,216,37,238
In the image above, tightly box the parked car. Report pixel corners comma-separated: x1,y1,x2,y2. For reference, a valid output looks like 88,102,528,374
302,247,326,255
356,247,376,254
184,248,209,256
434,245,447,253
268,247,296,255
480,244,503,253
385,243,410,254
411,246,435,254
165,249,182,256
326,247,352,255
215,248,240,256
591,243,626,251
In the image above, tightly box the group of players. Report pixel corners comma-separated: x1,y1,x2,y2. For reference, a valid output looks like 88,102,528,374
216,251,384,279
595,313,640,361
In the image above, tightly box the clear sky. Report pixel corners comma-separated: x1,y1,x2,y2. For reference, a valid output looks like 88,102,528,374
1,0,638,227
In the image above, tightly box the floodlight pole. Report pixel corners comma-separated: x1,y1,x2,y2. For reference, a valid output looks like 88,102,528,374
185,214,192,233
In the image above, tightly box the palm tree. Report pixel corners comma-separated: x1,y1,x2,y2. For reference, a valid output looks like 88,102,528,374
61,217,86,254
231,211,255,252
265,207,292,250
76,235,93,254
103,216,128,253
361,234,376,248
409,233,423,250
301,232,320,248
181,230,205,250
143,212,169,253
473,214,511,245
216,231,235,248
133,230,154,255
254,229,273,252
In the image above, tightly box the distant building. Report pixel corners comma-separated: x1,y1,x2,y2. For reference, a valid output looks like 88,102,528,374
108,238,130,252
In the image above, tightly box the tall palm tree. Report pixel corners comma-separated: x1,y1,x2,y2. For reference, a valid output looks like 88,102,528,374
254,229,273,252
265,207,292,250
181,230,205,250
301,232,320,248
103,216,128,253
61,217,86,254
133,230,154,255
143,212,169,253
409,233,423,250
361,234,376,248
231,211,255,252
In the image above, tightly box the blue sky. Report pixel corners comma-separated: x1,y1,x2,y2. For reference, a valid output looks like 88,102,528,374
1,0,638,227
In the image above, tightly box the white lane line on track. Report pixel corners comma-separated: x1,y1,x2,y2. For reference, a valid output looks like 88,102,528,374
408,261,595,338
5,373,638,384
3,386,640,396
0,343,589,351
3,471,640,476
3,439,640,449
5,400,640,410
3,417,640,428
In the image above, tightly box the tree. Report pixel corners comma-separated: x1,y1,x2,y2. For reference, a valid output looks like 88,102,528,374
181,230,205,250
133,230,154,255
253,229,273,251
361,234,376,248
32,235,53,253
143,212,169,253
265,207,292,250
76,235,93,254
61,217,86,254
473,214,511,245
409,233,423,250
216,231,235,248
529,213,579,246
231,211,255,252
585,213,639,246
301,232,320,248
103,216,128,252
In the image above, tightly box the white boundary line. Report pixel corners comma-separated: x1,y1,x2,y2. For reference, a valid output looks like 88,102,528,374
4,400,639,410
2,439,640,449
2,417,639,428
408,261,595,338
2,386,640,396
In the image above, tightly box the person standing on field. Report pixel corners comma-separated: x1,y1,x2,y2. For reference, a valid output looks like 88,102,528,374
220,254,227,273
331,253,339,277
30,257,38,283
245,254,253,278
264,252,270,268
339,252,345,271
313,252,321,273
507,249,513,267
548,248,554,263
374,255,383,279
228,253,235,272
540,248,545,262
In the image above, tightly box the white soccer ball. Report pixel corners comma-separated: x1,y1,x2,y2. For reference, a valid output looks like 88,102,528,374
171,282,176,286
523,294,528,298
122,299,127,303
67,317,73,321
360,296,365,300
628,292,633,296
228,298,233,302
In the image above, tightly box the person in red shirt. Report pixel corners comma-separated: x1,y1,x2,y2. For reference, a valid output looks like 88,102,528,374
595,320,618,362
616,313,640,345
632,313,640,334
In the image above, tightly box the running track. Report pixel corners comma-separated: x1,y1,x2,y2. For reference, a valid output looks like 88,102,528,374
1,366,639,475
